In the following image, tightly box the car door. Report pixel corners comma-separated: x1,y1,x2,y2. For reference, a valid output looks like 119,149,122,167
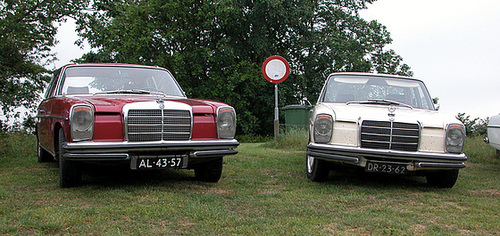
37,69,61,152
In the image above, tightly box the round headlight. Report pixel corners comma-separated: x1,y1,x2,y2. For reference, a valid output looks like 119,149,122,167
73,109,93,131
217,107,236,139
446,124,465,153
314,114,333,143
70,105,94,141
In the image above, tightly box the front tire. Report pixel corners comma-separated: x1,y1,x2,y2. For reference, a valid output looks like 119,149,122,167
58,129,82,188
306,155,329,182
194,157,223,183
426,169,459,188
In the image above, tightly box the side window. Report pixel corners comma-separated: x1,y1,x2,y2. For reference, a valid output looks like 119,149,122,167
416,86,431,109
44,69,61,99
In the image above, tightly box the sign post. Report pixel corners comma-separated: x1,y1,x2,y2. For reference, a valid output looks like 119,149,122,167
262,55,290,139
274,84,279,139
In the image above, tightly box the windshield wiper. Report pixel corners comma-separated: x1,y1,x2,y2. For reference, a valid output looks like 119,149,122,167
148,90,168,96
347,99,414,109
96,89,152,95
95,89,178,98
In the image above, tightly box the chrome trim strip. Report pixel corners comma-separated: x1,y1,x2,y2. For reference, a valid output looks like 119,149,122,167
36,115,68,120
415,162,466,169
191,149,239,157
62,141,239,161
307,143,467,171
306,151,360,163
307,143,467,162
63,139,240,153
64,153,130,160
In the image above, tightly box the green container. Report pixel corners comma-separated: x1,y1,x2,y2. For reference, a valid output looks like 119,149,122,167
282,105,313,131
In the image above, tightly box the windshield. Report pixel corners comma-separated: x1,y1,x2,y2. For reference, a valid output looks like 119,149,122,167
59,66,185,97
320,75,435,110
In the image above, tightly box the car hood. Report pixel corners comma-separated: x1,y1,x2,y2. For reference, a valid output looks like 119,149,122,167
66,95,225,114
316,103,461,129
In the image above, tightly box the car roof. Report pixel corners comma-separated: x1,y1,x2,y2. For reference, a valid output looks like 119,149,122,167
328,72,424,83
61,63,163,70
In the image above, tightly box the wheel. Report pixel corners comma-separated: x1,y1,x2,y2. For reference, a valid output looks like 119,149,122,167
426,169,459,188
57,129,82,188
37,140,54,163
194,157,223,182
306,155,329,182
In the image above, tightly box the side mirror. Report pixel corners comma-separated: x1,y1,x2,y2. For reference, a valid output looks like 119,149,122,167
302,97,312,106
433,97,440,111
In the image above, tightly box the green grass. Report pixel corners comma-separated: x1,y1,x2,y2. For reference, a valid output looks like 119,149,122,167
0,132,499,235
464,136,500,164
263,128,309,150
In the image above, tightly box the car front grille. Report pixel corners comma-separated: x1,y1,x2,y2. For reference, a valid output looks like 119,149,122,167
126,109,191,142
360,120,420,152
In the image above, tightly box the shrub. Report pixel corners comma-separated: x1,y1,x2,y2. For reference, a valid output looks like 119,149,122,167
0,131,36,159
456,113,489,137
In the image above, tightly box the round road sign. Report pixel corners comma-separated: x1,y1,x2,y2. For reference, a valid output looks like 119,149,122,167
262,55,290,84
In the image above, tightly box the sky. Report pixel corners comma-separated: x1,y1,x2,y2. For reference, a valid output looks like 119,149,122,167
50,0,500,119
359,0,500,119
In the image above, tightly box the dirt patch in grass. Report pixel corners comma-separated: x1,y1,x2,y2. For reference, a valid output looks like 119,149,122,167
470,189,500,196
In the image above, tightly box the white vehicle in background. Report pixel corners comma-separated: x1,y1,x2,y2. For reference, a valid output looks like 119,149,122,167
307,73,467,188
485,114,500,158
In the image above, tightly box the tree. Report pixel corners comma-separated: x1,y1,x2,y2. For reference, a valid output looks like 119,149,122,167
0,0,88,123
456,112,479,136
76,0,412,135
456,112,489,137
474,117,489,137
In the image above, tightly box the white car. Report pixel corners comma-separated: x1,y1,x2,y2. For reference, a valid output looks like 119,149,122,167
307,73,467,188
486,114,500,157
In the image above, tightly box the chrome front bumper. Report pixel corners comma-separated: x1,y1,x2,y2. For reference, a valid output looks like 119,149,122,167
307,143,467,171
62,139,239,162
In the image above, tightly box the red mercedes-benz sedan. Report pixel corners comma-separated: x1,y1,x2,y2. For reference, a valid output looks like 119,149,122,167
36,63,239,187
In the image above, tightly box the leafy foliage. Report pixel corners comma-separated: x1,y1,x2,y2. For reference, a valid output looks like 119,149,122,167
0,0,88,122
75,0,412,135
456,112,489,136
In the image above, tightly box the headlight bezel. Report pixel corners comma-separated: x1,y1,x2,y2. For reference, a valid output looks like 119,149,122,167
445,123,465,154
216,106,237,139
313,114,333,144
70,104,94,141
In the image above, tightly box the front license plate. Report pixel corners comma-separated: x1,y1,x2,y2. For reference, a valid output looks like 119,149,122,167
136,156,183,170
365,162,407,175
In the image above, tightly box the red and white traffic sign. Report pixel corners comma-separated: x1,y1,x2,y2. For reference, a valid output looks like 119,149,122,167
262,55,290,84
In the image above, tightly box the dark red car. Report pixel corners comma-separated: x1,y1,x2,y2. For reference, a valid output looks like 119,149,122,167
36,63,239,187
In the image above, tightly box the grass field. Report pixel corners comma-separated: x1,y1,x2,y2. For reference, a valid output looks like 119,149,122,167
0,132,499,235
